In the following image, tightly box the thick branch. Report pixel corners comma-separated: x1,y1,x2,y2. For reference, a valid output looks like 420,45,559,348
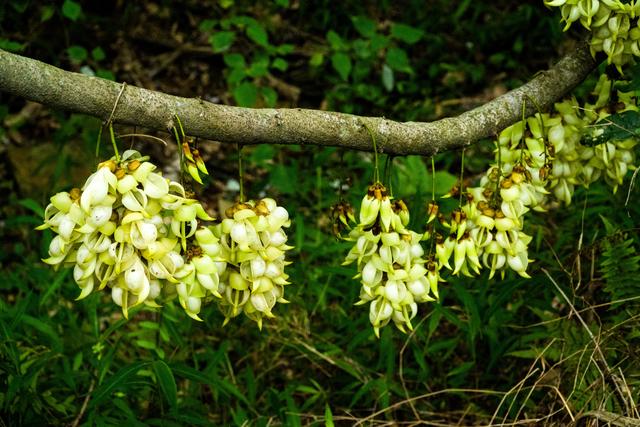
0,46,595,156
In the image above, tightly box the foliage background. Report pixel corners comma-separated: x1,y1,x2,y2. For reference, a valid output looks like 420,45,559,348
1,1,639,425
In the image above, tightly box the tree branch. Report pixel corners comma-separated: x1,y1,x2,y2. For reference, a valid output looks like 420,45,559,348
0,46,596,156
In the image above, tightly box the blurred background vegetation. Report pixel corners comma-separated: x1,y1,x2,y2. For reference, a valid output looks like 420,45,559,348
1,1,639,425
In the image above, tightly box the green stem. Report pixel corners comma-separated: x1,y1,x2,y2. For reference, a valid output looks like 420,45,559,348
238,143,245,203
458,149,465,207
175,114,186,139
431,156,436,202
95,124,103,159
494,139,502,206
363,123,379,182
384,155,394,195
109,124,120,163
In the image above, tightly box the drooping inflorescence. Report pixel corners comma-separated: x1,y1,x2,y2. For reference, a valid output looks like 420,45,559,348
339,73,638,337
544,0,640,70
214,199,293,329
38,144,294,327
342,182,441,337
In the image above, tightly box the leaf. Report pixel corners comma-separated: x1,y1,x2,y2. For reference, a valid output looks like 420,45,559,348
39,269,69,307
223,53,246,69
326,30,346,50
91,47,106,62
21,315,63,352
324,404,335,427
91,362,150,407
96,69,115,81
309,53,324,67
209,31,236,53
390,23,423,44
62,0,81,21
67,45,88,63
271,57,288,72
233,82,258,107
331,52,352,81
17,198,44,217
0,38,25,52
381,64,394,92
385,47,412,73
581,110,640,146
261,87,278,108
153,360,178,410
351,16,376,38
246,23,269,47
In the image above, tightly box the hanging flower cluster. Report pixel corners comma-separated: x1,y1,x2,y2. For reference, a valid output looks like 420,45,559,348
342,182,441,337
38,149,293,327
459,74,638,278
544,0,640,70
38,150,217,318
340,74,638,320
214,199,293,329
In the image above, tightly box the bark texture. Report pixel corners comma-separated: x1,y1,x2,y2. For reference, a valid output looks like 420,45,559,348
0,46,596,155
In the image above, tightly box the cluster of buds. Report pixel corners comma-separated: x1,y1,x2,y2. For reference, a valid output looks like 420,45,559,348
38,150,220,318
342,182,441,337
214,199,292,329
544,0,640,70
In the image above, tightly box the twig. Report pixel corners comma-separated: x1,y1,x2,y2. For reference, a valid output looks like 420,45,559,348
107,82,127,125
70,379,95,427
115,133,168,146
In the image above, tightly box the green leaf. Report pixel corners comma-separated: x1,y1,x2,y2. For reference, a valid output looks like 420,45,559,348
40,5,55,22
22,315,63,352
324,404,335,427
62,0,81,21
246,23,269,47
67,45,88,63
223,53,246,69
153,360,178,410
326,30,346,50
309,53,324,67
247,55,270,77
198,19,216,32
271,57,288,72
381,64,394,92
96,69,116,81
331,52,352,81
39,269,69,308
351,16,376,38
209,31,236,53
385,47,412,73
227,67,246,85
390,23,423,44
261,87,278,108
581,110,640,146
11,0,29,13
17,198,44,217
91,47,106,62
91,362,150,407
0,39,25,52
233,82,258,107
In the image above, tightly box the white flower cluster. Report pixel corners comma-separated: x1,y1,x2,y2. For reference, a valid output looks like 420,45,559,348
214,199,293,329
343,182,442,337
38,150,220,318
544,0,640,70
39,151,293,327
457,74,637,279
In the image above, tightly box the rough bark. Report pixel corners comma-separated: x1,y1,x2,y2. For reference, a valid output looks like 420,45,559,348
0,46,596,155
